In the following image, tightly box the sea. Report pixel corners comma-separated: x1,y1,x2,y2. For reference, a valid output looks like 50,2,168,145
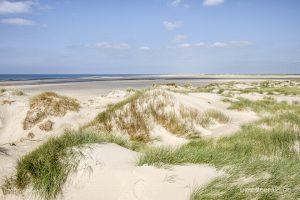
0,74,148,82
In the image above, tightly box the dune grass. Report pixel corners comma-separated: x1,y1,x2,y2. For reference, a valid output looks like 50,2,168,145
88,90,145,127
204,109,230,124
242,86,300,95
88,89,184,141
186,80,300,96
11,89,25,96
138,118,300,199
0,88,6,94
87,89,229,140
229,97,297,113
5,83,298,199
1,130,141,200
23,92,80,130
0,88,24,96
87,90,150,141
138,97,300,199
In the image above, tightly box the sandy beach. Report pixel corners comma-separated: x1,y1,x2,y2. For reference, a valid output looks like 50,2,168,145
0,77,299,200
1,0,299,198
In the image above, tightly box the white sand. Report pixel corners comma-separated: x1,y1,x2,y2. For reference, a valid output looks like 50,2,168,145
0,89,129,191
62,143,222,200
150,125,188,146
2,79,297,200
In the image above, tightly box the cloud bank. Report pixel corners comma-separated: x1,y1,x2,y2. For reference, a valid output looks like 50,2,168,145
0,17,35,25
0,0,34,14
203,0,224,7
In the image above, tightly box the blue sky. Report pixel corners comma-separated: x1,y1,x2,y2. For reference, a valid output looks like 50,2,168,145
0,0,299,74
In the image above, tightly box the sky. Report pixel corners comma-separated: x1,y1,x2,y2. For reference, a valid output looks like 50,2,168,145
0,0,299,74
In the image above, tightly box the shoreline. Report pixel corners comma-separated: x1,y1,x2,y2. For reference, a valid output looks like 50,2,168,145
1,74,299,86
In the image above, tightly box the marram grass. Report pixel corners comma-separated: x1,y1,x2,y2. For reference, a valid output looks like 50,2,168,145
2,130,141,200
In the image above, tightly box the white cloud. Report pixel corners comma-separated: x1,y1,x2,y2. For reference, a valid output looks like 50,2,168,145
88,42,131,50
203,0,224,7
195,42,205,47
178,43,191,48
172,34,187,43
0,0,34,14
140,46,150,50
210,42,228,48
209,41,252,48
170,0,181,7
0,17,35,25
163,20,183,31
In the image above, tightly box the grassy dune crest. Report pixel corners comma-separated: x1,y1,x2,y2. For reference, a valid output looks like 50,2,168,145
87,89,229,141
23,92,80,130
138,97,300,199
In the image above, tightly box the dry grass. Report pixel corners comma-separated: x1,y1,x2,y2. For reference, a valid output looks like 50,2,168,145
27,132,35,139
88,90,196,140
1,99,15,105
150,100,195,137
0,88,24,96
39,120,54,132
87,89,229,140
23,92,80,130
87,90,148,141
204,109,230,124
11,89,25,96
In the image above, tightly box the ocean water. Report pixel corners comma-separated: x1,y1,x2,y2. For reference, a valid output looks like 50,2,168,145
0,74,146,82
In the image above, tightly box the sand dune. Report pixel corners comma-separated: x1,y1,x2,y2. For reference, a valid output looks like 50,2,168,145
62,143,222,200
1,79,298,200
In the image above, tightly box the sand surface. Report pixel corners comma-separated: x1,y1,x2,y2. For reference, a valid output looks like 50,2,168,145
62,143,222,200
1,78,297,200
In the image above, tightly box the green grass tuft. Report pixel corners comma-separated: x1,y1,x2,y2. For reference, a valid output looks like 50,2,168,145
0,88,7,94
229,97,293,112
2,130,141,200
204,109,230,124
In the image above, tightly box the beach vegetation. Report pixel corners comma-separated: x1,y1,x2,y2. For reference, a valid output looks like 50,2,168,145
138,97,300,199
1,99,15,105
11,89,25,96
204,109,230,124
87,89,229,140
23,92,80,130
0,88,6,94
39,120,54,132
126,87,136,93
176,80,300,97
4,81,299,200
1,130,141,200
229,97,296,113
